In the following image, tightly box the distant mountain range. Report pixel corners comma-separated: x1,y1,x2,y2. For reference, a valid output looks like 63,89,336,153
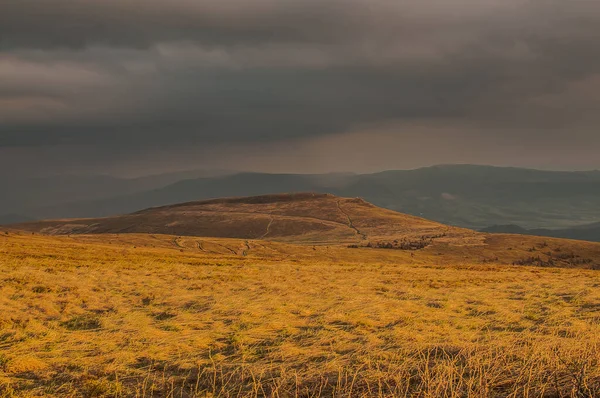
0,169,232,222
3,165,600,237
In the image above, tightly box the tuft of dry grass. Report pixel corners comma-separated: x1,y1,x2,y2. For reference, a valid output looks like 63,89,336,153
1,231,600,397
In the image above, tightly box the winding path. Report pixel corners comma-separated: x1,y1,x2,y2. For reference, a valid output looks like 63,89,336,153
259,214,274,239
336,200,368,240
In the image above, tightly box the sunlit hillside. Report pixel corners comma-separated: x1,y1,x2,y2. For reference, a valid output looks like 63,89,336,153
1,227,600,397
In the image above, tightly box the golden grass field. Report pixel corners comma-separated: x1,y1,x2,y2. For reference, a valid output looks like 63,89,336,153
2,228,600,397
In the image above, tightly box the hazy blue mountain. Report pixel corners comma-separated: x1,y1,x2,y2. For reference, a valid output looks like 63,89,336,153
0,214,34,225
0,169,232,216
361,165,600,229
23,173,335,219
481,222,600,242
6,165,600,231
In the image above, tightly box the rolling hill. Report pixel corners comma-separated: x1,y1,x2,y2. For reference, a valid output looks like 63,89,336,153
11,193,469,244
9,165,600,231
11,192,600,269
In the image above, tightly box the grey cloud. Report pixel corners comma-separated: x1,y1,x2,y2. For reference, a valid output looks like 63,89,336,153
0,0,373,50
0,0,599,170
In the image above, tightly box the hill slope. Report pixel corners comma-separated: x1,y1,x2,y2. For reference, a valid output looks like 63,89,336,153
11,193,472,245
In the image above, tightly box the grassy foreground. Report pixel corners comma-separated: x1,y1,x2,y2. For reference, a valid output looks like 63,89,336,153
1,231,600,397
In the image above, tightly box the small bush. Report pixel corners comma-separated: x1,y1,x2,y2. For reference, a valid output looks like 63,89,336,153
31,285,52,294
61,314,102,331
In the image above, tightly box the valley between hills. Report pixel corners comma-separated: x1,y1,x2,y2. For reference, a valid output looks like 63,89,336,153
2,193,600,397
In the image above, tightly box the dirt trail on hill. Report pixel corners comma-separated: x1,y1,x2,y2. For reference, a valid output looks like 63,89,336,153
195,241,206,252
259,214,274,239
336,200,368,240
212,242,237,255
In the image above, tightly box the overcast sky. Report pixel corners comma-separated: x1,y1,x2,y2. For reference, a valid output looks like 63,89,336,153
1,0,600,177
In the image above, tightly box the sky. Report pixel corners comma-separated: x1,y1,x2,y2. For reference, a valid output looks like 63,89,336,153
1,0,600,177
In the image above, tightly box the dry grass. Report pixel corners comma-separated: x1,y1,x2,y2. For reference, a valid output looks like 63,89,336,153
1,231,600,397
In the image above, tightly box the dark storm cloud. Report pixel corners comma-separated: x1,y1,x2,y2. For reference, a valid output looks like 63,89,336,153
1,0,370,49
1,0,600,154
